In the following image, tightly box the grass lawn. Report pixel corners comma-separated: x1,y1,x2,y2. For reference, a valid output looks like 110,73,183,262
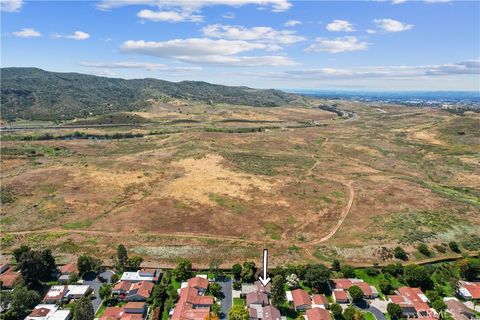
363,312,376,320
355,269,404,299
171,277,181,290
233,298,245,307
95,303,106,317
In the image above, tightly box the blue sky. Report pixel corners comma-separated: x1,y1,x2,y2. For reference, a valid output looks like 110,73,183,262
1,0,479,90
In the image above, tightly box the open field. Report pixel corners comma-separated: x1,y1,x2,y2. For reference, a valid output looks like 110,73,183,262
1,100,479,267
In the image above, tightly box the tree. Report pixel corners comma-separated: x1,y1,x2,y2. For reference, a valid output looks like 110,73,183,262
127,256,143,270
394,247,408,260
209,257,223,279
1,285,41,319
340,265,356,278
111,273,119,284
74,296,95,320
232,263,242,280
379,279,394,295
383,263,403,277
69,273,80,284
387,303,403,320
12,245,30,264
241,261,256,283
348,285,364,303
285,274,300,289
304,264,331,293
207,282,221,298
174,259,193,281
233,281,242,290
210,303,221,317
458,258,480,281
417,243,431,256
17,249,56,283
404,265,433,290
449,241,460,253
116,244,128,272
332,259,341,272
343,306,363,320
431,299,447,313
228,305,249,320
330,303,343,320
271,275,286,307
77,255,102,275
99,284,112,300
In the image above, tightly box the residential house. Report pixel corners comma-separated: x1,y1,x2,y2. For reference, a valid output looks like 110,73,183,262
43,285,92,304
100,306,144,320
113,281,154,301
457,281,480,301
120,269,161,283
330,279,378,299
0,265,21,289
291,289,311,311
187,276,209,293
311,295,328,309
124,302,147,314
246,292,269,307
25,304,71,320
249,305,281,320
332,289,349,304
305,308,331,320
170,277,214,320
388,287,438,319
242,281,272,296
58,263,78,283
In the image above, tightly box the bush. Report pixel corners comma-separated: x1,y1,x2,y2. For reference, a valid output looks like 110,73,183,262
348,285,364,302
387,303,403,320
340,265,356,278
379,279,394,295
449,241,461,253
330,303,343,319
365,267,380,277
417,243,431,256
233,281,242,290
393,247,408,260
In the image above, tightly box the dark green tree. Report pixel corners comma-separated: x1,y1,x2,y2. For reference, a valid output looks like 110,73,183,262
77,255,102,275
271,275,286,307
330,303,343,320
343,306,363,320
232,263,242,280
174,259,193,281
379,279,394,295
17,249,56,283
68,273,80,284
458,258,480,280
387,303,403,320
394,247,408,260
0,285,41,319
340,265,356,278
404,265,433,290
448,241,460,253
229,305,249,320
241,261,256,283
304,264,331,293
332,259,341,272
127,256,143,270
99,284,112,300
417,243,431,256
431,299,447,313
349,285,364,303
207,282,221,298
74,296,95,320
383,263,404,277
12,245,30,264
116,244,128,272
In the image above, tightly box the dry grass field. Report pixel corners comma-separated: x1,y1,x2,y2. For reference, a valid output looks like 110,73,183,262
1,100,479,267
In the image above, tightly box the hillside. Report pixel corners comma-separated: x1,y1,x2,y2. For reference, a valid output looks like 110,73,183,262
0,67,302,120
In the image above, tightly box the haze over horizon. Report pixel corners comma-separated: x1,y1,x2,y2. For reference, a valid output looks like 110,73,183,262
1,0,479,91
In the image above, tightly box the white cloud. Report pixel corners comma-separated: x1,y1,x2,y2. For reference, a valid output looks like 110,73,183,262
52,31,90,40
0,0,23,12
12,28,41,38
98,0,291,23
222,12,235,19
373,18,413,32
393,0,450,3
120,38,297,66
391,0,407,4
137,9,202,22
285,20,302,27
305,36,368,54
326,20,355,32
366,29,377,34
79,61,202,72
202,24,305,47
255,59,480,79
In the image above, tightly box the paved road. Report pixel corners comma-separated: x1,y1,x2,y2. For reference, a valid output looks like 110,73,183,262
354,301,387,320
218,279,232,320
82,272,103,313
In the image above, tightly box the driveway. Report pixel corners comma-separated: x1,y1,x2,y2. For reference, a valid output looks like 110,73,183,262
354,300,387,320
82,272,102,313
218,279,232,320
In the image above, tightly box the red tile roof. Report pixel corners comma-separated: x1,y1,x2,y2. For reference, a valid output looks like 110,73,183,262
101,307,124,320
396,287,438,319
262,305,281,320
312,294,328,305
333,289,348,302
124,302,146,309
0,267,21,288
60,262,78,275
113,281,132,292
187,277,209,290
171,280,214,320
331,279,352,290
356,282,373,297
291,289,311,308
460,281,480,299
129,281,154,299
29,307,51,317
246,292,269,306
306,308,331,320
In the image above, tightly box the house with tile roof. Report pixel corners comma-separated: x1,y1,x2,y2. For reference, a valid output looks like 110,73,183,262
0,266,21,289
388,287,438,319
329,278,378,299
112,281,154,301
458,281,480,301
305,308,331,320
170,277,214,320
25,304,71,320
291,289,311,311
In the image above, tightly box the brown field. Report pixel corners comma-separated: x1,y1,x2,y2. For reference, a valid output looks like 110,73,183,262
1,100,479,267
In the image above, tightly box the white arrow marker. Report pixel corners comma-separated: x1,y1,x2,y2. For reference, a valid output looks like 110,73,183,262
258,248,271,287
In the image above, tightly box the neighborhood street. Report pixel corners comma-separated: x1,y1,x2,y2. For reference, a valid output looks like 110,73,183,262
218,278,232,320
82,272,102,313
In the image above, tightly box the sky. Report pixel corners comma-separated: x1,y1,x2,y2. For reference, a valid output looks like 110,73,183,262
1,0,479,90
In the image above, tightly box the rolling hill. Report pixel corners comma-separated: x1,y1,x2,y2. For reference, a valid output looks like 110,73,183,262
1,67,303,120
